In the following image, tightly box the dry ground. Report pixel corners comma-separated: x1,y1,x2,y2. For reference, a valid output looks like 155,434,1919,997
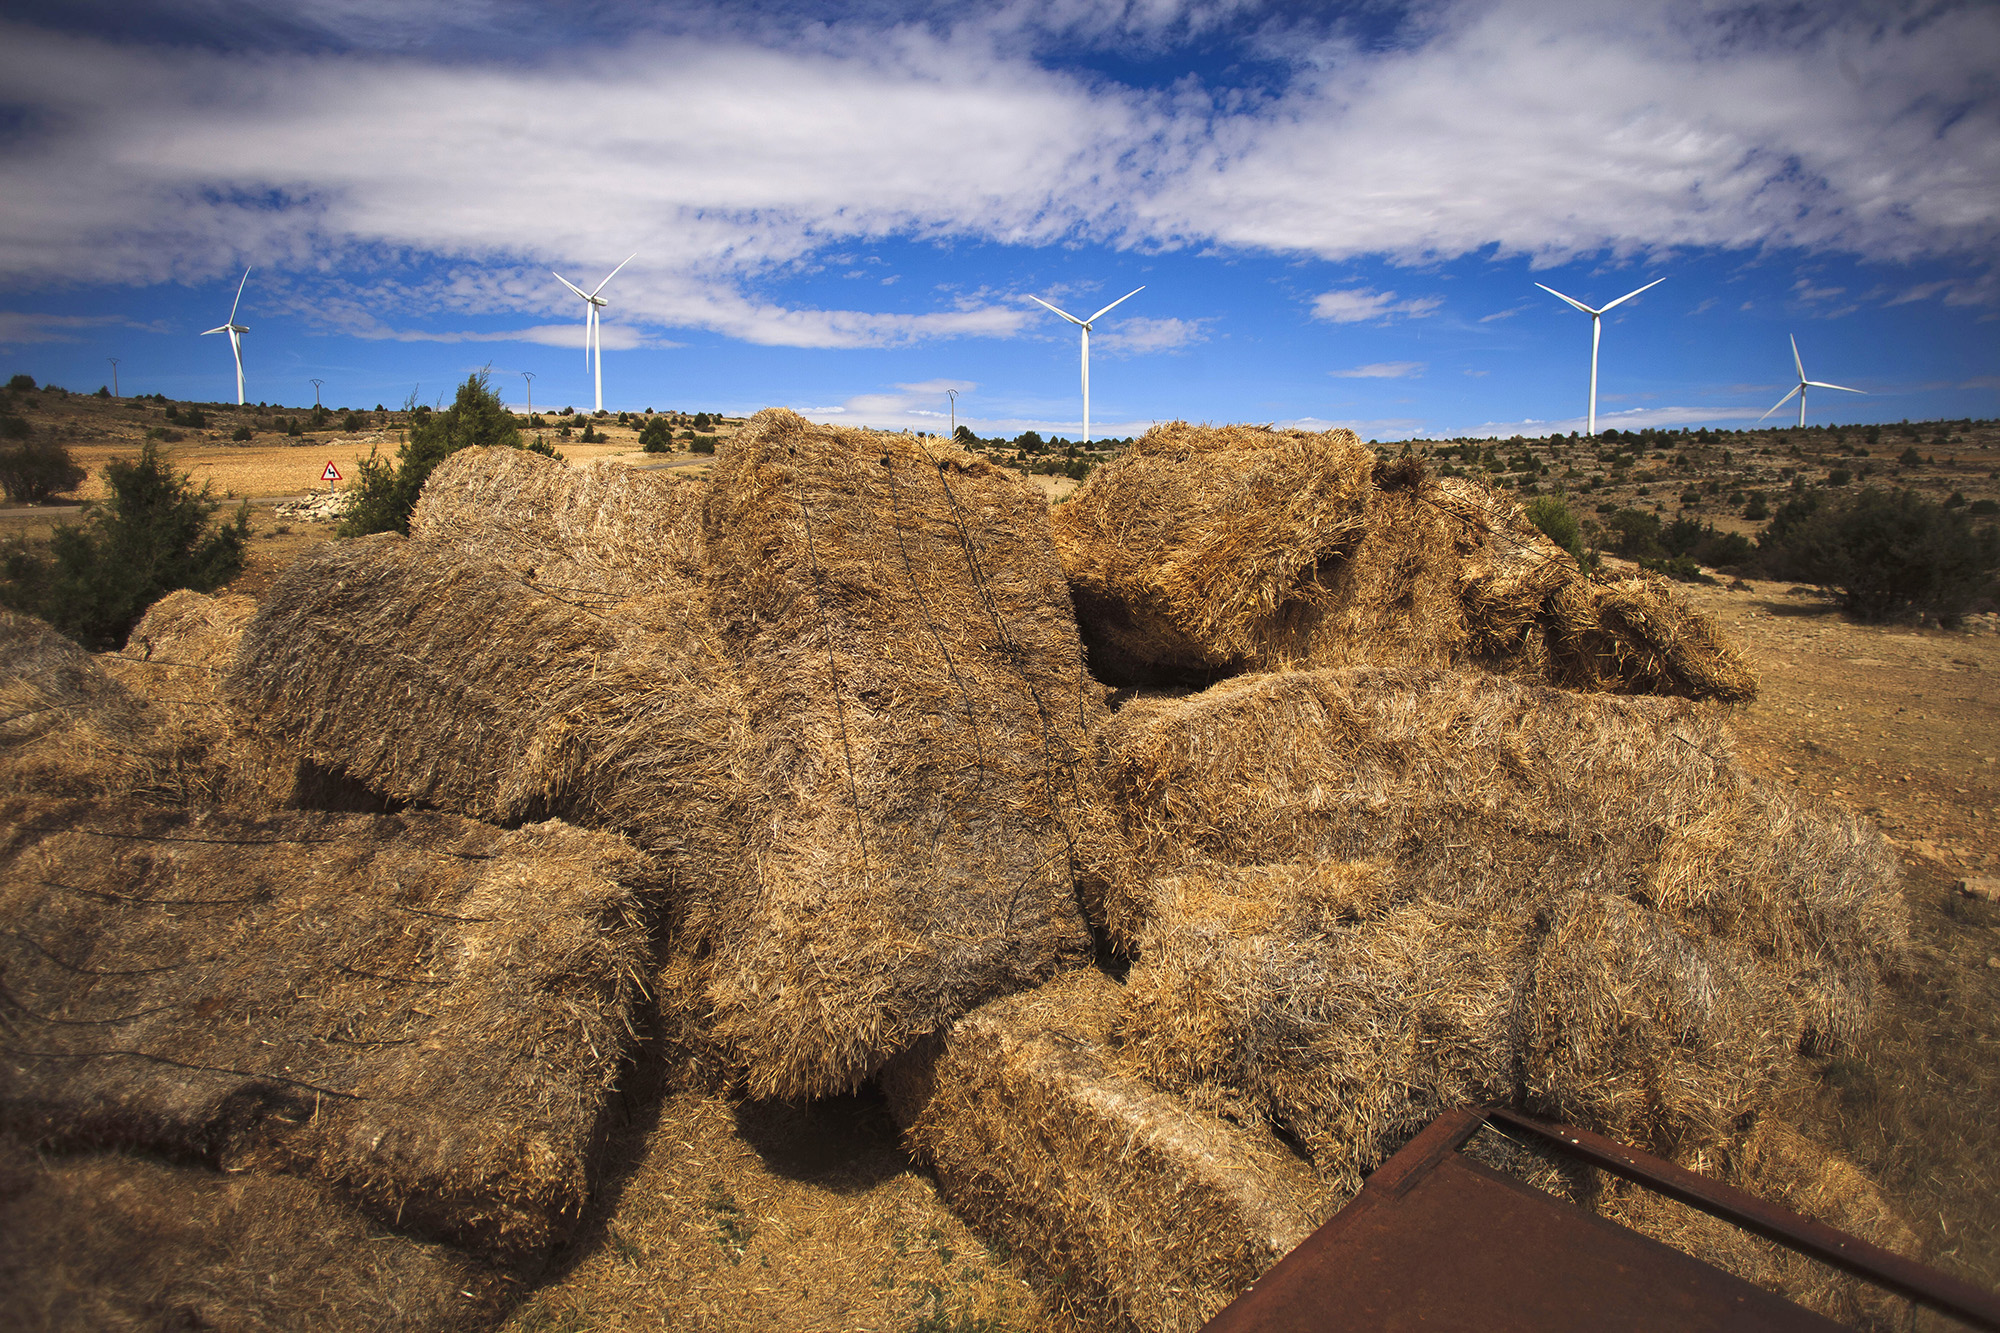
4,401,1998,1327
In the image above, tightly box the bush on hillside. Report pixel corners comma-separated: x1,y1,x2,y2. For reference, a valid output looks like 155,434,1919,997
341,371,522,537
1524,494,1587,566
1758,485,2000,624
0,440,249,649
639,417,675,453
0,436,86,503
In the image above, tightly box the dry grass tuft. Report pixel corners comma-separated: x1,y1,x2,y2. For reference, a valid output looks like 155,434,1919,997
1102,666,1907,1208
1053,425,1755,700
0,797,652,1261
0,1136,511,1332
882,969,1320,1332
666,408,1109,1100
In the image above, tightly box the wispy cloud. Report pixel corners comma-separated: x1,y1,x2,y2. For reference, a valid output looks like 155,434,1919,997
1310,288,1443,324
1330,360,1425,379
0,310,167,344
1096,316,1205,354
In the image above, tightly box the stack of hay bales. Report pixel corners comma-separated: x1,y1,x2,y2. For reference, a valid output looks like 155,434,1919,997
1050,423,1757,701
881,970,1320,1332
0,1137,511,1332
0,796,651,1261
673,408,1111,1099
1088,663,1909,1317
227,450,743,872
0,609,160,799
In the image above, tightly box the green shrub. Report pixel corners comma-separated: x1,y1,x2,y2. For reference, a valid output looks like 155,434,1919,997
689,435,719,454
0,440,249,649
1898,446,1923,466
0,436,86,503
230,424,253,442
1758,485,1999,623
639,417,675,453
342,411,364,433
1971,499,1999,516
6,374,34,393
341,371,523,537
0,413,28,442
1523,494,1586,565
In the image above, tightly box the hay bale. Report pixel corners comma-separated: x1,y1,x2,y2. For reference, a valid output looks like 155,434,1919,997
409,445,706,590
0,1136,509,1332
1103,666,1905,1194
1053,426,1755,700
226,531,743,868
1050,422,1375,683
0,609,158,799
881,969,1320,1332
0,798,651,1261
1098,666,1903,1049
675,409,1104,1099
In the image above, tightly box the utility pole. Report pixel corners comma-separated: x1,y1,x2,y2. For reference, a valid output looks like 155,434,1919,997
310,378,325,409
107,358,120,398
522,370,535,417
946,387,957,443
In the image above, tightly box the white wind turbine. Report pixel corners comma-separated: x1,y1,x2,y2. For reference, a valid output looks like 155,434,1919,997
1759,335,1864,428
1535,276,1664,437
551,253,635,414
1030,285,1143,446
202,267,252,406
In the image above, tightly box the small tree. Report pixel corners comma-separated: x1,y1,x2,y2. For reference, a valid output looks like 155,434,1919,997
639,417,675,453
1759,486,1999,623
0,435,87,503
0,441,249,649
1523,494,1587,566
341,371,523,537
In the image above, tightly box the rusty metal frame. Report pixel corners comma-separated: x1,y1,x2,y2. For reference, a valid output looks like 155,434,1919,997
1202,1104,2000,1332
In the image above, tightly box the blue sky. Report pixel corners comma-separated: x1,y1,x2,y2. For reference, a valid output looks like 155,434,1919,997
0,0,1995,440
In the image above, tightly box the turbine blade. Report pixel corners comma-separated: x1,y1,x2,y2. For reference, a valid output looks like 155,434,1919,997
552,271,591,301
589,252,637,298
1598,276,1666,313
1806,381,1865,394
1086,285,1144,324
1790,334,1805,383
227,267,251,324
202,325,228,336
1030,295,1085,326
1534,282,1598,315
1757,386,1801,422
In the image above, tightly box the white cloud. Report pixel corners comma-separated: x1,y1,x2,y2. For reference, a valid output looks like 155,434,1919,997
1310,288,1443,324
1330,360,1425,379
1,0,1995,351
1095,316,1205,354
0,310,163,344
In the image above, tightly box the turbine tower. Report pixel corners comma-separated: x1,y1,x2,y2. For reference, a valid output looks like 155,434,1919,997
1030,285,1143,446
202,268,252,406
551,253,635,414
1759,335,1863,428
1534,276,1664,438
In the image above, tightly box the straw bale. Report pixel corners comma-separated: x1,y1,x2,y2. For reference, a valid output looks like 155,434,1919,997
0,609,158,799
1050,422,1374,683
881,969,1320,1332
1598,1119,1920,1332
0,797,651,1261
409,445,706,590
226,530,744,870
1099,665,1904,1048
1054,426,1754,700
0,1137,509,1332
1104,665,1905,1191
675,409,1104,1099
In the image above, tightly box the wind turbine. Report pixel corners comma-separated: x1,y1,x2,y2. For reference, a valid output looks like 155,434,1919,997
551,253,635,414
202,268,252,406
1029,285,1143,446
1759,335,1863,428
1534,276,1664,437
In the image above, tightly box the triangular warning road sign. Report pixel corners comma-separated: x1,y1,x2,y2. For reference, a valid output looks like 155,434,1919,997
322,461,342,482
